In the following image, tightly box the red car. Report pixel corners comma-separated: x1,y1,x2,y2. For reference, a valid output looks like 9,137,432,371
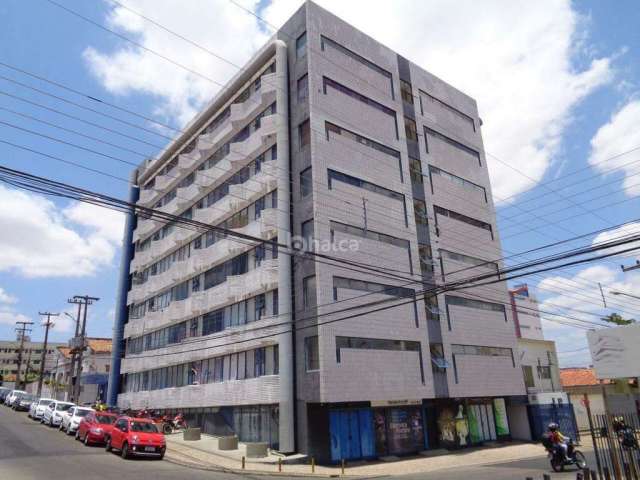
76,411,117,446
105,416,166,459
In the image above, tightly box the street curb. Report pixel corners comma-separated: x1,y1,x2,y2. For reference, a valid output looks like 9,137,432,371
164,451,365,478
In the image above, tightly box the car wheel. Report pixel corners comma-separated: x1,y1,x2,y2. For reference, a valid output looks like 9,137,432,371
105,437,112,452
121,442,129,460
84,434,91,447
75,430,80,441
158,453,164,461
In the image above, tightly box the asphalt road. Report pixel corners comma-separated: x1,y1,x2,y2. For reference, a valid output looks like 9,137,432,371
0,405,592,480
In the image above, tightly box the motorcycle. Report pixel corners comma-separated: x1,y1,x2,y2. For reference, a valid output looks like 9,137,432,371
162,413,188,434
543,437,587,472
613,418,639,450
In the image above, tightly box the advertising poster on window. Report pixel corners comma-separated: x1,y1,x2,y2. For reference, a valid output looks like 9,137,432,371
386,408,424,455
493,398,510,436
374,410,387,456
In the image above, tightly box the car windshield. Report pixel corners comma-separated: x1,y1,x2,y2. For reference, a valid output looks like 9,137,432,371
130,422,159,433
40,400,53,406
57,403,73,411
96,415,116,424
75,409,91,417
21,395,35,401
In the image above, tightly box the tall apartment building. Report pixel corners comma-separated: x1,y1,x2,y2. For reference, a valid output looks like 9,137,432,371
109,1,525,462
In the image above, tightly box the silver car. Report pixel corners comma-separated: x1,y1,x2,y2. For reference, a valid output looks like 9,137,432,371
29,398,54,419
42,400,74,427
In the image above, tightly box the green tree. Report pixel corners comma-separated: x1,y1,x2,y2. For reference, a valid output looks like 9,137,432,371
601,313,636,325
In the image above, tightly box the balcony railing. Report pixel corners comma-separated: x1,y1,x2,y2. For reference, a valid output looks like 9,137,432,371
229,160,278,209
230,208,277,243
230,74,277,129
228,258,278,301
227,115,277,168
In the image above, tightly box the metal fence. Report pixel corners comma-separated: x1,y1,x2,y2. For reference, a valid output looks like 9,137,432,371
588,413,640,480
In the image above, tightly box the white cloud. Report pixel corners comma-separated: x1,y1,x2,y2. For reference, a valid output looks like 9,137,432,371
535,264,640,366
591,221,640,257
0,310,32,327
589,100,640,197
83,0,269,126
0,287,17,304
82,0,614,202
0,185,125,278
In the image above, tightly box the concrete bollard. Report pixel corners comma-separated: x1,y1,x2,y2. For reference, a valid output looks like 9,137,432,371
278,457,282,473
311,457,315,474
341,459,345,476
241,456,245,470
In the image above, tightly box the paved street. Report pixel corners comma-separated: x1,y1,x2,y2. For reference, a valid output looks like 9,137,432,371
0,406,592,480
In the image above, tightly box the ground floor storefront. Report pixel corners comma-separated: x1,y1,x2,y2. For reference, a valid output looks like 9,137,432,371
309,397,514,463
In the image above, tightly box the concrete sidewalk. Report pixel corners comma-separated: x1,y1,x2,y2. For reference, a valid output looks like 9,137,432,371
164,436,587,477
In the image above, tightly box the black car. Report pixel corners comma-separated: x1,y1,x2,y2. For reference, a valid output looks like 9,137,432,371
0,387,11,404
13,393,37,411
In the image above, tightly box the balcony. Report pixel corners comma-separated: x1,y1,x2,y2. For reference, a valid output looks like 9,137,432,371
176,174,206,209
194,196,233,226
132,218,160,243
228,258,278,301
229,160,278,209
196,158,233,188
157,197,179,216
126,285,146,306
170,239,236,283
227,115,278,168
130,249,152,271
197,122,233,157
177,151,201,173
138,188,156,206
155,172,174,192
230,74,278,129
231,208,277,242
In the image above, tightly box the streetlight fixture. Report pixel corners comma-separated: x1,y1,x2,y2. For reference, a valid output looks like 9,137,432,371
610,291,640,301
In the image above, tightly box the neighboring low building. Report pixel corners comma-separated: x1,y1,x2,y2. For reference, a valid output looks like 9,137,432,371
560,367,640,432
507,285,571,441
48,338,112,404
0,337,65,387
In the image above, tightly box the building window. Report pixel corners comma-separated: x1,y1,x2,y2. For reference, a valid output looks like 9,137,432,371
301,219,314,250
424,126,480,164
434,205,493,239
400,80,413,105
430,343,447,373
538,365,552,380
305,336,319,371
296,32,307,59
254,347,266,377
410,157,423,185
297,74,308,102
404,117,418,141
303,276,316,309
300,167,312,197
523,365,535,388
299,119,310,149
255,294,266,321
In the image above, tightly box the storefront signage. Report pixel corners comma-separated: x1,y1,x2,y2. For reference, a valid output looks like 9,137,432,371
493,398,510,436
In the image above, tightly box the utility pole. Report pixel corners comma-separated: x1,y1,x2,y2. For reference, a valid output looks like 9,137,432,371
14,320,33,389
66,298,83,401
71,295,99,403
37,312,58,398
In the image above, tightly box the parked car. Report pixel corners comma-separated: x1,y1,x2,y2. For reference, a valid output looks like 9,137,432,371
13,393,36,411
76,411,117,446
29,397,54,419
42,400,74,427
5,389,27,407
60,406,93,435
0,387,10,403
105,416,166,459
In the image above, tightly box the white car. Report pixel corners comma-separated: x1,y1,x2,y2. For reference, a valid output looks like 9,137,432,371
60,406,93,435
29,398,54,419
5,390,27,407
41,400,75,427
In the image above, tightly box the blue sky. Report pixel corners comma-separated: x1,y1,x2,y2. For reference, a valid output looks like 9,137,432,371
0,0,639,366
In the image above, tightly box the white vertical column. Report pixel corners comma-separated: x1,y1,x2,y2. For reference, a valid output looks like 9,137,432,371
274,39,295,453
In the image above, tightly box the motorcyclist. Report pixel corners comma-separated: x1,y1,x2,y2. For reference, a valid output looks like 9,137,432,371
548,422,570,461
